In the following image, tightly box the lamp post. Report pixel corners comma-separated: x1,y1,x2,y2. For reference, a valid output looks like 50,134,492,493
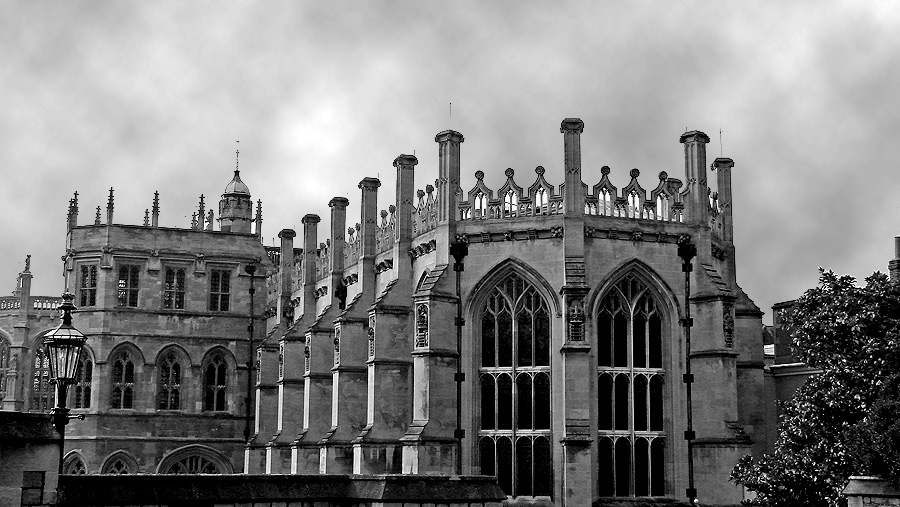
44,292,87,475
676,235,698,506
244,262,257,443
449,236,469,476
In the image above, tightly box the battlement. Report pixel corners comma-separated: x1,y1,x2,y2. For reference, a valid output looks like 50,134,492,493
0,296,62,313
66,183,263,238
263,118,737,325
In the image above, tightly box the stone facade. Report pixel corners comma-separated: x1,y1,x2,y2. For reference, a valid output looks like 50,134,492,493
250,119,766,506
0,169,270,476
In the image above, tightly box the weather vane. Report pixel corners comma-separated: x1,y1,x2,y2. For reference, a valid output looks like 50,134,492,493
236,140,240,171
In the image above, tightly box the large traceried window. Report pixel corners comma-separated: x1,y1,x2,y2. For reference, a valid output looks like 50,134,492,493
32,347,54,412
158,445,232,474
597,274,667,497
110,351,135,409
478,273,553,499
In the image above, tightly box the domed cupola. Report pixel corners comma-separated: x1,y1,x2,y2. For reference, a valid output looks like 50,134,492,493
219,162,253,233
224,169,251,196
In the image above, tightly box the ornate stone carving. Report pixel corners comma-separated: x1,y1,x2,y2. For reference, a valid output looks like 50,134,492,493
631,230,643,242
551,227,563,238
723,302,735,347
711,245,727,260
568,301,585,342
415,303,429,348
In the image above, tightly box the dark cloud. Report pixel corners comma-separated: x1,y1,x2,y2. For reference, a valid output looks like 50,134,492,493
4,1,900,322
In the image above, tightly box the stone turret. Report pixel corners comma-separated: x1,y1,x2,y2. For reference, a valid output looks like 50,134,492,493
219,170,253,233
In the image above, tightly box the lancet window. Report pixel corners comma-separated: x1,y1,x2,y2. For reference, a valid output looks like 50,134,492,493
157,352,182,410
478,273,552,499
110,351,135,409
117,265,140,307
597,274,666,497
203,353,228,411
79,264,98,307
73,355,92,409
32,347,54,412
163,267,186,310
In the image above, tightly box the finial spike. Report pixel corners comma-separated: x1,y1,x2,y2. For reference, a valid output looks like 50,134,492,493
151,191,160,227
236,140,240,172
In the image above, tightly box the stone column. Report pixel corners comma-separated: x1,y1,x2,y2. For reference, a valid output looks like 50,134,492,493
292,201,347,473
559,117,594,506
321,181,381,473
247,343,278,474
891,237,900,282
401,283,460,475
680,131,711,227
3,264,32,411
352,171,414,474
265,229,304,474
435,130,465,260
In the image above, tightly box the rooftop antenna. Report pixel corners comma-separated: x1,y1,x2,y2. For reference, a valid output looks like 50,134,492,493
449,102,452,124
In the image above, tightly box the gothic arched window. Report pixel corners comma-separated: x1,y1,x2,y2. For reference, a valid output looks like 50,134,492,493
157,352,182,410
597,274,667,497
478,273,552,499
0,339,9,398
158,445,232,474
32,347,54,412
100,451,138,474
110,351,135,409
63,454,87,475
203,353,227,412
74,355,92,409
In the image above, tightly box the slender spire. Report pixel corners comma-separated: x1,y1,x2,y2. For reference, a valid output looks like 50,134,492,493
152,191,160,227
198,195,206,230
106,187,114,225
144,209,150,226
95,206,101,225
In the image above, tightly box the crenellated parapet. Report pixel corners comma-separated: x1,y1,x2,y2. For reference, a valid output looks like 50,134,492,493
456,165,685,224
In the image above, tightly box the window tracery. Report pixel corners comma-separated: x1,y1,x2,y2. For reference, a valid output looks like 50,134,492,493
478,273,552,498
32,347,54,412
74,355,92,409
597,274,666,497
111,351,135,409
157,352,182,410
203,353,227,411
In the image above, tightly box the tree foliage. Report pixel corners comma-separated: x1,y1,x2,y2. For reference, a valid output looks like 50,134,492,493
731,270,900,507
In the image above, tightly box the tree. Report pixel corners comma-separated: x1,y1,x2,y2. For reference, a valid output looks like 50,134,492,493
731,270,900,507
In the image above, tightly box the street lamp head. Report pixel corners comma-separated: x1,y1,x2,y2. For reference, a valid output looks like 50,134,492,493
44,292,87,385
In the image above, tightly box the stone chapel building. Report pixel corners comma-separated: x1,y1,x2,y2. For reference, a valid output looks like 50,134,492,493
0,117,767,506
248,118,766,506
0,170,270,476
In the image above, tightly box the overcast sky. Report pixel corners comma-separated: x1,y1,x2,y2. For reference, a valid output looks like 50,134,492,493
4,1,900,324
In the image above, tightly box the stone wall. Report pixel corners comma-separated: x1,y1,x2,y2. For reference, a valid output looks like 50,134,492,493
57,474,505,507
0,411,59,507
844,476,900,507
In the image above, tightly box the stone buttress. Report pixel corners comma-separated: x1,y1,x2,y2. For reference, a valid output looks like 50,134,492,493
319,179,381,473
